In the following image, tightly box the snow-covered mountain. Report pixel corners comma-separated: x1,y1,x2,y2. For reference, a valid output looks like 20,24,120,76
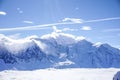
0,32,120,70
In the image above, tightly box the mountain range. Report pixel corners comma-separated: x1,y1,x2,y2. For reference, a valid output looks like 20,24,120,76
0,32,120,70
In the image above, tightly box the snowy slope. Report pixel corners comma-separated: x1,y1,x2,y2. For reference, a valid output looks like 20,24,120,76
0,68,120,80
0,33,120,70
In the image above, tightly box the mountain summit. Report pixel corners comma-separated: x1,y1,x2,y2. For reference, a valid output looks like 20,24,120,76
0,33,120,70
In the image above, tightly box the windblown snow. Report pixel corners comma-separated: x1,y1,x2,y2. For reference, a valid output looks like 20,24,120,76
0,32,120,70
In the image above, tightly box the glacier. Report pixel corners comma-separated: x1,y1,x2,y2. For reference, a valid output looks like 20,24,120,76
0,32,120,70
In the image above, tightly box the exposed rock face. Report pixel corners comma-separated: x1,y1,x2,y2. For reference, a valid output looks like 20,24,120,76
113,71,120,80
0,33,120,70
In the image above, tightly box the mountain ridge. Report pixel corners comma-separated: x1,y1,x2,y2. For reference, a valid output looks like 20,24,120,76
0,33,120,70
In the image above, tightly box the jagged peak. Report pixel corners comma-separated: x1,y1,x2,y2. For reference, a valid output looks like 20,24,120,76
0,33,119,55
93,42,102,47
25,35,39,40
101,43,111,47
93,42,112,49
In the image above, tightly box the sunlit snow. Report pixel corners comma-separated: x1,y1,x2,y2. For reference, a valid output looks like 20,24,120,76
0,68,119,80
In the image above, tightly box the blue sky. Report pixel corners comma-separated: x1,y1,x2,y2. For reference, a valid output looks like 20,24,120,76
0,0,120,48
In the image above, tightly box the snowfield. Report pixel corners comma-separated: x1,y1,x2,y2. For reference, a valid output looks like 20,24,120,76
0,68,120,80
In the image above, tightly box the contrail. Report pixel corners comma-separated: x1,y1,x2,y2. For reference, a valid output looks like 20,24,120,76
0,22,77,31
0,17,120,31
84,17,120,23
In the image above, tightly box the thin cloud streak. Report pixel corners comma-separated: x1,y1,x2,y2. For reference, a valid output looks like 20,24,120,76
0,22,77,31
84,17,120,23
0,17,120,31
81,26,92,31
0,11,7,15
23,21,34,24
62,18,83,23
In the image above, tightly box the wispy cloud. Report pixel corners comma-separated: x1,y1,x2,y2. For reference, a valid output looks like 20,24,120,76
23,21,34,24
52,26,77,33
0,17,120,31
17,8,23,13
62,28,77,31
62,18,83,23
8,33,21,39
76,36,86,41
52,26,62,33
81,26,92,31
0,11,7,15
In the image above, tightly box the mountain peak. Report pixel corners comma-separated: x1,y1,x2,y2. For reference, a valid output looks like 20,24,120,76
41,32,85,45
0,33,120,70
